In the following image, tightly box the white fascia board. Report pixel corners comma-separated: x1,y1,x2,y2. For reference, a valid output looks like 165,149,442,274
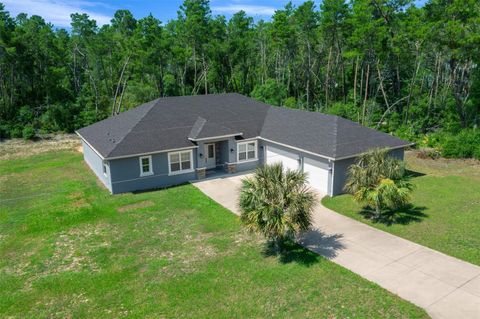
75,131,106,160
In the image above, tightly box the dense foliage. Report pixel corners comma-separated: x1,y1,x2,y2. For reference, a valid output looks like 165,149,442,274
0,0,479,155
344,148,414,219
239,163,316,250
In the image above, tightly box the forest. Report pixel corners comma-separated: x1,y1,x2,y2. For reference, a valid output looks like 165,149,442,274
0,0,479,159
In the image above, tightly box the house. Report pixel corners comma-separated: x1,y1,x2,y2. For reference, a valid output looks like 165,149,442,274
76,93,411,195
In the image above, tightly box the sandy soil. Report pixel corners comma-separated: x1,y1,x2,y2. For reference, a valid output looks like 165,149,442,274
0,134,82,160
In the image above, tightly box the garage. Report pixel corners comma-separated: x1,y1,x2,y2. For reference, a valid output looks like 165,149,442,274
265,146,300,171
303,157,329,194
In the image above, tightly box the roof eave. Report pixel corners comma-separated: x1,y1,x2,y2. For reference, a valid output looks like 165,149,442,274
332,142,415,161
75,130,107,160
188,133,243,142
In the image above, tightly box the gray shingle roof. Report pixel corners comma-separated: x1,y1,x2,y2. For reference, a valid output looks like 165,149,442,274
77,93,411,159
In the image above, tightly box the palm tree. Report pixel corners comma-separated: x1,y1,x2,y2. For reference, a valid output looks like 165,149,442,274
344,148,414,219
239,163,316,251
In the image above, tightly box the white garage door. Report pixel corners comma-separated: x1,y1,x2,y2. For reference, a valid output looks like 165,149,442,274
303,157,329,194
266,146,300,171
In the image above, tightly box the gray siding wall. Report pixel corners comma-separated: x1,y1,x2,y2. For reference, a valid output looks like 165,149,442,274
109,149,197,194
82,140,112,192
218,140,230,165
332,157,356,196
234,139,261,173
332,147,405,196
258,140,334,195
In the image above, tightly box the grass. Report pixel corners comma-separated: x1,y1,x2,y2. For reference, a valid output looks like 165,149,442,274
0,150,428,318
323,151,480,266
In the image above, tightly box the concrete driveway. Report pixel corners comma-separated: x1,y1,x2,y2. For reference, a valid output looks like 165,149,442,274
193,173,480,319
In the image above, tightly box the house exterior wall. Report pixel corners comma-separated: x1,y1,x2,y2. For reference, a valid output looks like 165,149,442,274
109,149,197,194
82,140,112,192
332,147,405,196
82,135,405,196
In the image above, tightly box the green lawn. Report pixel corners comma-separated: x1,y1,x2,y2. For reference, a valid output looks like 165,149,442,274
0,150,428,318
323,151,480,266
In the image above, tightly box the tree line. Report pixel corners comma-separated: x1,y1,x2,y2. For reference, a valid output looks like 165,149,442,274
0,0,479,157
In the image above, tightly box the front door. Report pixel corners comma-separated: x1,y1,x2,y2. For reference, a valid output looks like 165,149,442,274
204,143,216,169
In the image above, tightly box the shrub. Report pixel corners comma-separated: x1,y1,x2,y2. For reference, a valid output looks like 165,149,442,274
0,124,11,139
251,79,287,106
440,129,480,158
22,125,36,140
325,102,358,122
473,146,480,161
283,97,297,108
344,148,414,219
10,126,23,138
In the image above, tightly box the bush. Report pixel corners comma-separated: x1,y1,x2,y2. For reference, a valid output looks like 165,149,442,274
251,79,287,106
0,124,11,139
473,146,480,160
440,129,480,158
325,102,358,121
10,126,23,138
283,97,297,108
22,125,36,140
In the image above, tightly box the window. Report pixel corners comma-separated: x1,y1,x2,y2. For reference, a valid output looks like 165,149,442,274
237,141,257,162
207,144,214,158
168,150,193,175
139,155,153,176
103,161,108,176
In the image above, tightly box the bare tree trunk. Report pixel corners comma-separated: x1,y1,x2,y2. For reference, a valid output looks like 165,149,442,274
362,63,370,125
433,54,442,109
405,51,421,124
116,74,128,114
112,55,130,116
358,63,364,122
376,60,390,110
88,72,99,115
192,47,197,94
354,56,360,106
202,54,208,94
325,46,333,108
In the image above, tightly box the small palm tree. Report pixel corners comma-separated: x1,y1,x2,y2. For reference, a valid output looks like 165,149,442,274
345,148,414,219
239,163,316,251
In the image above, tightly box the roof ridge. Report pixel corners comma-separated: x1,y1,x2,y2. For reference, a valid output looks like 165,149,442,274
188,116,207,139
105,99,159,157
259,105,275,136
332,115,339,157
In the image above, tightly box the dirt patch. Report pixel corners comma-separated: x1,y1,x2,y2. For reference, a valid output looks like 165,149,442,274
406,150,480,180
117,200,155,213
0,134,81,160
68,191,91,209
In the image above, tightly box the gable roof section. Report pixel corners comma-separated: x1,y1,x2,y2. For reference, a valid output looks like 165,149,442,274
77,93,411,160
260,107,410,159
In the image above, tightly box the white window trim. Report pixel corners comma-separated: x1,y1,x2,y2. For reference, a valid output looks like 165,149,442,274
237,140,258,162
139,155,153,177
168,149,194,176
102,161,109,177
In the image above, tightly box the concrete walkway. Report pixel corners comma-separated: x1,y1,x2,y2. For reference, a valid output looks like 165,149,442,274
193,174,480,319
